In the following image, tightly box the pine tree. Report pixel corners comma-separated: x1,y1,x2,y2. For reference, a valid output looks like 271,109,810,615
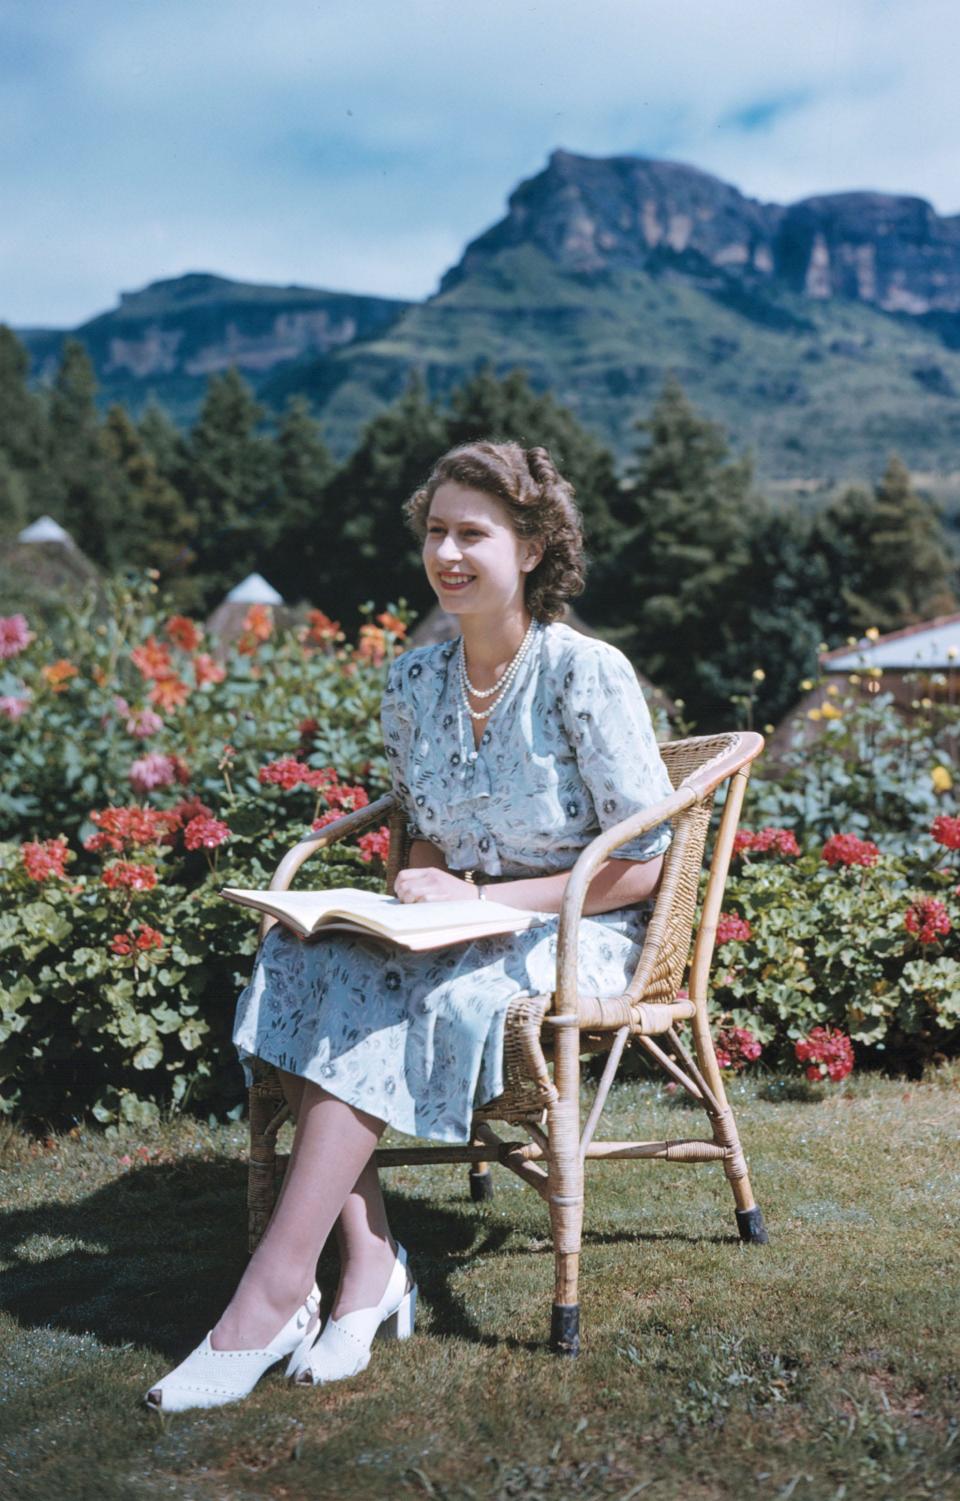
0,326,47,498
318,372,448,620
100,406,198,598
184,368,277,601
810,456,958,640
615,377,766,723
262,397,335,602
45,340,127,567
443,365,623,607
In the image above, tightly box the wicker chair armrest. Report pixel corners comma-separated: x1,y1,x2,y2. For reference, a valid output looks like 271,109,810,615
553,731,765,1017
257,792,397,941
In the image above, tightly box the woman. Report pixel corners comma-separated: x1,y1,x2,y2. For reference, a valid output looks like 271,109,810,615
146,441,674,1411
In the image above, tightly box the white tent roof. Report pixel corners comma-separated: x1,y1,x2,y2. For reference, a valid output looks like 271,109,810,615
17,515,75,545
224,572,284,605
822,612,960,671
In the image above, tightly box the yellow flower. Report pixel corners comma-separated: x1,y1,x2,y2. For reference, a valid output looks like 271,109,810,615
821,702,843,720
846,636,858,646
931,766,953,793
826,683,840,697
807,708,823,722
763,723,775,734
800,678,814,692
867,666,883,678
752,668,766,683
848,673,861,685
865,626,880,641
817,642,829,654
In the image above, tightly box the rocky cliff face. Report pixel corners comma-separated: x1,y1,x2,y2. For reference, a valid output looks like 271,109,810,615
443,150,960,315
19,272,410,390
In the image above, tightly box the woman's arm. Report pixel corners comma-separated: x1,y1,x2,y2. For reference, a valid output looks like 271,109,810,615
393,851,665,915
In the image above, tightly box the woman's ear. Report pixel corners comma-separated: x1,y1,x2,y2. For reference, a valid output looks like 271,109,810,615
521,539,545,573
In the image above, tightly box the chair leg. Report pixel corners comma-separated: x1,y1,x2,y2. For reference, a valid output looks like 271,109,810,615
688,1009,769,1246
247,1065,289,1253
547,1024,583,1355
467,1132,495,1201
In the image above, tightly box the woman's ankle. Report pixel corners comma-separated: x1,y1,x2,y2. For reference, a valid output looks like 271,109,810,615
332,1236,404,1320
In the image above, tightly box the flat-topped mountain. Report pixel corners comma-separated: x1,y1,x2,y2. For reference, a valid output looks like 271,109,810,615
14,152,960,478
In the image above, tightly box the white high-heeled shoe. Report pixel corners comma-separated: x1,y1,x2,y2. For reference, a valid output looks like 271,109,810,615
291,1245,416,1385
145,1283,321,1413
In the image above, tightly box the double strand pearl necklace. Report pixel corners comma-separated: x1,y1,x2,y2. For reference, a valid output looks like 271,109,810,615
458,619,538,722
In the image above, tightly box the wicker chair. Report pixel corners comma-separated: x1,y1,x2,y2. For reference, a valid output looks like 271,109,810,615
246,730,767,1356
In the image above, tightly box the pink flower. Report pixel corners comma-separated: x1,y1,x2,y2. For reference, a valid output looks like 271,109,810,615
125,707,164,739
904,896,951,945
0,694,30,720
0,613,35,659
714,1025,763,1072
258,757,309,791
795,1027,854,1083
192,652,226,687
128,752,177,793
21,836,71,882
821,833,880,869
736,827,801,858
358,826,391,864
183,814,231,850
716,913,752,945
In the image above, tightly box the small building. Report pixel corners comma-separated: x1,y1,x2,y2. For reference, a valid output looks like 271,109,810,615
205,572,299,654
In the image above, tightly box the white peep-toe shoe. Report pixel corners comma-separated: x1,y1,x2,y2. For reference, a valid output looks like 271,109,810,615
145,1283,321,1413
291,1245,416,1385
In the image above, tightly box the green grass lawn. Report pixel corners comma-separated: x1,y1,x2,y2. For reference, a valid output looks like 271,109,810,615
1,1071,958,1501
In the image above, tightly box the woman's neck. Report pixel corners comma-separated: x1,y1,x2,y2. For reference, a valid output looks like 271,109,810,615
460,609,533,680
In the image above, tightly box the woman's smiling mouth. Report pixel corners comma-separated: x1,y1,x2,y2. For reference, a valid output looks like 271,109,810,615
438,573,475,590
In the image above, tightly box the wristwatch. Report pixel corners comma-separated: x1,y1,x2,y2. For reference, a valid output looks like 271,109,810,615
463,869,487,901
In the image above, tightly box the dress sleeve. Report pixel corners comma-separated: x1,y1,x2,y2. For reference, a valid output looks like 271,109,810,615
559,642,675,862
380,656,425,841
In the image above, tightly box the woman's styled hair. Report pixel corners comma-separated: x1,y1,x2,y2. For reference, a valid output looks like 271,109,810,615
404,441,586,622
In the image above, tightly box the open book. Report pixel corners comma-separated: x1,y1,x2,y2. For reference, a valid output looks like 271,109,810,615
220,885,545,953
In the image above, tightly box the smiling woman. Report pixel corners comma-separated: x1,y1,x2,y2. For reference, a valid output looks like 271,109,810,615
147,439,676,1412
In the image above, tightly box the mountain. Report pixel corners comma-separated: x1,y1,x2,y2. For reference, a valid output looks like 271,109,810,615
16,273,410,426
13,153,960,480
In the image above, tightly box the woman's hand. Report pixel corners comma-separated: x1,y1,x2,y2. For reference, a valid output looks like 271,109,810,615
393,868,479,904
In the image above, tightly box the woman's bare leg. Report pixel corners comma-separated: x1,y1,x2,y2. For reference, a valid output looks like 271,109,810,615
207,1080,384,1351
278,1070,407,1320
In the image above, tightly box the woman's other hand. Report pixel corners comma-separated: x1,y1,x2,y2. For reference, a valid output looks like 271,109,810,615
394,868,479,904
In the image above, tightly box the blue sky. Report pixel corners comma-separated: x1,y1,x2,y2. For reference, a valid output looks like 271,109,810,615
3,0,959,327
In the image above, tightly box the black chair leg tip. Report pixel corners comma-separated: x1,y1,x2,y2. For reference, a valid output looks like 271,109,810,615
736,1206,769,1245
469,1169,494,1202
550,1303,580,1357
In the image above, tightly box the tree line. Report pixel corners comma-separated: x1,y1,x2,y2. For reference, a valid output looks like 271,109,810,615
0,326,957,728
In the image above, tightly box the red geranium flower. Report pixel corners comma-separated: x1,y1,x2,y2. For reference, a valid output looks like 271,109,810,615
716,913,752,945
102,861,158,892
821,833,880,868
795,1027,854,1083
165,615,202,652
327,783,369,813
85,805,171,853
258,757,309,791
735,827,801,857
931,815,960,851
904,896,951,944
21,835,71,882
714,1025,762,1072
358,826,391,864
131,636,173,681
183,814,231,850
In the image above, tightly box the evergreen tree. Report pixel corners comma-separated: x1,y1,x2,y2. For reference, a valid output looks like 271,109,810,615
183,368,277,602
318,372,448,620
615,377,766,724
443,365,623,607
44,340,127,567
139,399,190,492
809,456,958,640
0,326,47,496
262,397,335,602
100,406,198,599
0,450,30,535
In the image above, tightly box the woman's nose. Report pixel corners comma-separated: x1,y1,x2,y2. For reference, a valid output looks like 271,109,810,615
436,534,461,562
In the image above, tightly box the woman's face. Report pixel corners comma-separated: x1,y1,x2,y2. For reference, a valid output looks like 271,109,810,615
423,482,542,620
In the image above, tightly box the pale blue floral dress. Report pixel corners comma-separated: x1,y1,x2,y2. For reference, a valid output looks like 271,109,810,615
232,622,674,1143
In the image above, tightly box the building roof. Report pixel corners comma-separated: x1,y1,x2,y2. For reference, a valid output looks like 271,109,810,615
821,611,960,671
224,572,284,605
17,515,75,546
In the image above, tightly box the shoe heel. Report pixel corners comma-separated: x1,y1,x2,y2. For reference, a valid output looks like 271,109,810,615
378,1285,417,1342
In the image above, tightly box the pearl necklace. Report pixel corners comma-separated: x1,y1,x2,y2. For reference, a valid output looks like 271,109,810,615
458,621,538,722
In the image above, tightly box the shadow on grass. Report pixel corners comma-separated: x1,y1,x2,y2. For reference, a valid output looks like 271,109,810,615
0,1155,746,1362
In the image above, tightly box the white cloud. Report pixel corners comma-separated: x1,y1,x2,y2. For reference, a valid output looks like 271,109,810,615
3,0,960,324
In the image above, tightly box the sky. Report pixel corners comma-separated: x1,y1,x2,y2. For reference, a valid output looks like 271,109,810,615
3,0,960,328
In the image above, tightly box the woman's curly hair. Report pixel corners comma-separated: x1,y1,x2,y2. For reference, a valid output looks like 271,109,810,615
403,441,585,622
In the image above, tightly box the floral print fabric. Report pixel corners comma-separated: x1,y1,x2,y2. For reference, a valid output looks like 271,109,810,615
232,622,675,1143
